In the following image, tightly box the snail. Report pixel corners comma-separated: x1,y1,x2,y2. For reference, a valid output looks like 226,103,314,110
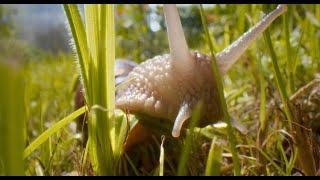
75,4,288,150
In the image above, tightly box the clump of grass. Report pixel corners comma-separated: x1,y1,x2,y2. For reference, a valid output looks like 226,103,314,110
22,54,87,175
263,5,316,175
64,4,127,175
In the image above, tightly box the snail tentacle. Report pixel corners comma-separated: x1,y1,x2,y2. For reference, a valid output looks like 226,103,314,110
164,4,194,74
172,102,192,137
217,4,288,75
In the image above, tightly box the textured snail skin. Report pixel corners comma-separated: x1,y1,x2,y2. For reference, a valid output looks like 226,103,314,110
116,51,223,130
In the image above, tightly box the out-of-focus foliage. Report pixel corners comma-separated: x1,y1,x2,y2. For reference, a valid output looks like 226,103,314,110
32,24,70,54
0,4,16,38
115,5,206,62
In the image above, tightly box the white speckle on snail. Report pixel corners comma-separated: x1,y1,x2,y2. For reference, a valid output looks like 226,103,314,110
147,95,155,104
155,100,162,114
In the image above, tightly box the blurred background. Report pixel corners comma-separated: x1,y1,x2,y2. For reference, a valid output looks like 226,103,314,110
0,4,212,62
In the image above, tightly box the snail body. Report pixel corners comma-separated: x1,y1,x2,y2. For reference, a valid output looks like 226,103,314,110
116,51,223,134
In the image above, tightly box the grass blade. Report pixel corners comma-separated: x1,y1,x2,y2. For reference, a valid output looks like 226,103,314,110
124,153,140,176
0,62,25,176
263,27,292,130
205,137,222,176
199,4,241,176
24,106,87,159
64,4,117,175
282,6,294,95
159,136,165,176
177,103,201,176
63,4,91,105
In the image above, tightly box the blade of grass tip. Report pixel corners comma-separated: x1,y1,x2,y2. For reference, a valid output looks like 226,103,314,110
24,106,87,159
159,136,165,176
199,4,241,176
205,136,222,176
63,4,91,105
0,63,25,176
177,103,202,176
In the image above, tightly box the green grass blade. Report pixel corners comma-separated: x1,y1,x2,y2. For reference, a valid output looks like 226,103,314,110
177,103,201,176
283,7,294,95
199,4,241,176
205,137,222,176
84,4,100,66
0,62,25,176
263,28,293,130
63,4,91,105
24,106,87,159
292,30,304,76
104,4,116,115
80,138,90,175
64,4,116,175
258,59,267,131
112,113,129,161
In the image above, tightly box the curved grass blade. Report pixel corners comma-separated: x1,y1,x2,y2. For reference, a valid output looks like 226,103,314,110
24,106,87,159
